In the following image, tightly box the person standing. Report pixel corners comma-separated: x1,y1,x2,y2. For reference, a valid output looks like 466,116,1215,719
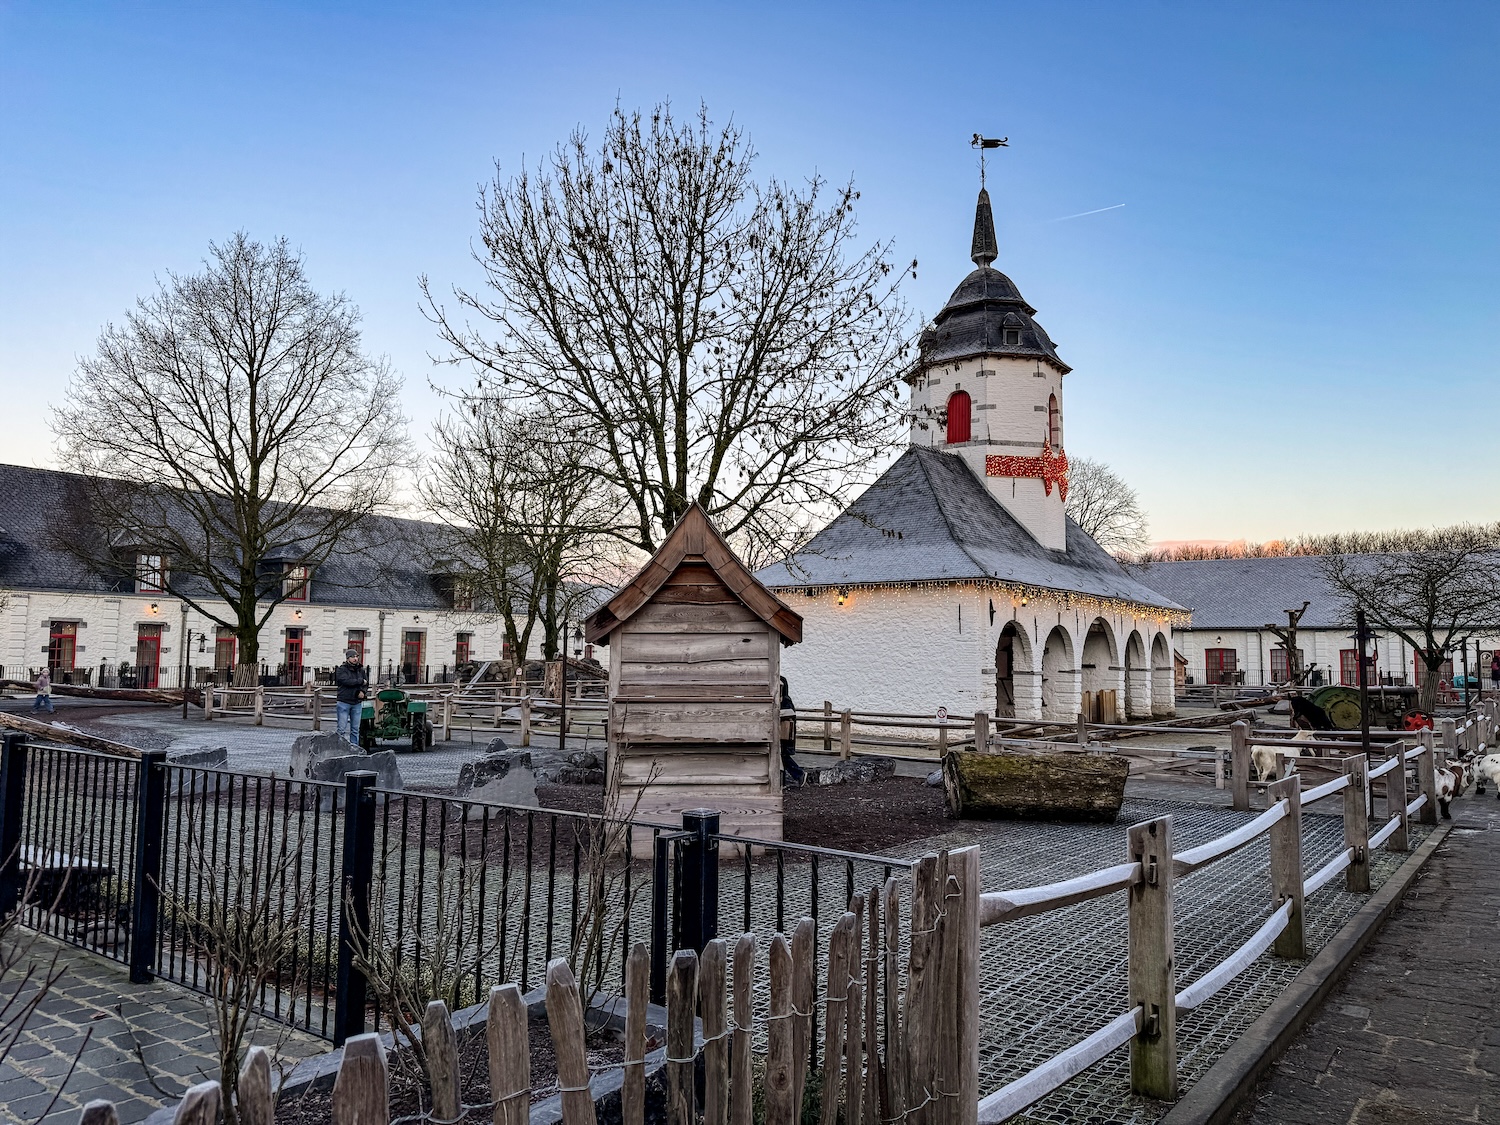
778,675,805,787
334,649,369,749
31,668,54,714
1490,652,1499,696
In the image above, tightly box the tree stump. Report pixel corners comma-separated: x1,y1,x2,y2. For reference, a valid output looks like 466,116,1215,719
942,749,1128,822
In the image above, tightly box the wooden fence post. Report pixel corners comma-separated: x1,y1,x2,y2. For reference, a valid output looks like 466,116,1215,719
237,1046,274,1125
863,890,880,1125
766,934,795,1125
820,912,856,1125
79,1102,120,1125
489,983,531,1125
423,1000,460,1123
1230,721,1251,811
1076,712,1088,747
1440,717,1456,756
1386,742,1409,852
521,695,532,747
790,917,816,1118
731,935,756,1125
311,686,322,731
442,690,454,743
950,846,981,1125
823,701,833,754
1417,728,1439,826
1127,816,1177,1102
254,685,265,726
972,711,988,754
332,1034,388,1125
701,939,729,1125
840,710,852,761
547,958,598,1125
1214,745,1225,790
1343,755,1370,893
881,879,906,1123
494,685,503,728
204,686,215,721
666,950,698,1125
174,1081,222,1125
1267,775,1305,959
903,856,940,1125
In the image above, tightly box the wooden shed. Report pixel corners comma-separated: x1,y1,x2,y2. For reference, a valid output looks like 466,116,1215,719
584,504,803,843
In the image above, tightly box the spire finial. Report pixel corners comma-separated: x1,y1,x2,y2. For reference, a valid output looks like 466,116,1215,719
970,135,1006,266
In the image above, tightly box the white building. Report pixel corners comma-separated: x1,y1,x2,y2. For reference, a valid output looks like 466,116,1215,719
0,464,582,688
755,189,1187,722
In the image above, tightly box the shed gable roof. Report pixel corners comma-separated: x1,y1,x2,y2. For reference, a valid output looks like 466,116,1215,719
585,504,802,644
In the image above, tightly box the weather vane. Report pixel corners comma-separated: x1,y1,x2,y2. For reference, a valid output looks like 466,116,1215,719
971,134,1008,187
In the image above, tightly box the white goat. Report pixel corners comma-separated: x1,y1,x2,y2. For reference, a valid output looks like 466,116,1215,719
1251,729,1317,782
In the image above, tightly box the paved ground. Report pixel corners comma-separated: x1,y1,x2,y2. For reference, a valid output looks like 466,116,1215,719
0,932,325,1124
1229,793,1500,1125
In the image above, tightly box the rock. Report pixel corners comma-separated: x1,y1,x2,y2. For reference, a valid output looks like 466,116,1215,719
456,750,537,813
925,769,944,788
309,750,403,809
481,736,511,756
815,755,897,786
567,750,600,769
166,745,230,796
289,732,360,781
538,764,606,786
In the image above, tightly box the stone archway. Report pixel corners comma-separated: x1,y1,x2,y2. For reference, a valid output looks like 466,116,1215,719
995,620,1037,719
1080,618,1122,722
1125,630,1151,718
1151,632,1175,717
1041,624,1078,719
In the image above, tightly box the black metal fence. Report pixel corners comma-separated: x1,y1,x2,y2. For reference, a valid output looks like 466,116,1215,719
0,734,912,1046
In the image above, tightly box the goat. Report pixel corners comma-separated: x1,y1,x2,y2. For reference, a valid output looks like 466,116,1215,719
1251,729,1317,781
1436,765,1460,819
1471,752,1500,798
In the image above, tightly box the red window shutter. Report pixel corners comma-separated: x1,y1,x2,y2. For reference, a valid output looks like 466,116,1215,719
946,391,972,444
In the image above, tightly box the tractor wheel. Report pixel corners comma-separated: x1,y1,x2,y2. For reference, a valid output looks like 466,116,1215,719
359,719,376,751
410,723,425,754
425,719,436,748
1400,709,1434,732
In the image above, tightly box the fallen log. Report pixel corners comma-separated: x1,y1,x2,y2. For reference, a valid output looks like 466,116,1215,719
0,712,142,759
0,679,200,706
942,749,1128,823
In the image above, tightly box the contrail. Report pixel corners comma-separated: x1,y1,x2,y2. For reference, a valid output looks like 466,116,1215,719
1046,203,1125,223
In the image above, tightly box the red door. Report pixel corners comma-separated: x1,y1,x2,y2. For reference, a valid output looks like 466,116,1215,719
136,625,162,689
402,631,425,682
1204,648,1237,685
285,629,304,685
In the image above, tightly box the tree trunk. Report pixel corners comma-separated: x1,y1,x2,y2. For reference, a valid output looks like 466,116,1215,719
1418,656,1443,713
942,749,1128,823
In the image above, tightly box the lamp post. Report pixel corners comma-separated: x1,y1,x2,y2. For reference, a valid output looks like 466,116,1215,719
179,602,190,717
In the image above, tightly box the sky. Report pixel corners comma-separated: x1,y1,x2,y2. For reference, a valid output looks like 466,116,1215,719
2,1,1497,544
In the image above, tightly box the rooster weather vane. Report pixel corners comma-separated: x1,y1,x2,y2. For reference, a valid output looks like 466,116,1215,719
971,134,1008,187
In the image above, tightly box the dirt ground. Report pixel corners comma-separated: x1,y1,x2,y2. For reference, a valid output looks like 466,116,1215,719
538,775,949,855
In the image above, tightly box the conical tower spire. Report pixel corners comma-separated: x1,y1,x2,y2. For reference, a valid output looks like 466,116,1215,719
971,187,998,267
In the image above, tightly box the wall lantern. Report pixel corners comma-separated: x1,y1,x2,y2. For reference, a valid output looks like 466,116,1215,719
147,602,159,614
293,609,303,621
836,588,849,606
1019,596,1029,608
198,635,207,654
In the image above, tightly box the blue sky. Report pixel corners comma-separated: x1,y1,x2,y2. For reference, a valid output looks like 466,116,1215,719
2,1,1496,542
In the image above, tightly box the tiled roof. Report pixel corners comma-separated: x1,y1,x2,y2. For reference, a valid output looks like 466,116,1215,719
754,447,1183,611
1124,556,1356,630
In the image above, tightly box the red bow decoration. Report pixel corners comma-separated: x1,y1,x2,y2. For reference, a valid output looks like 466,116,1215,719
985,443,1070,501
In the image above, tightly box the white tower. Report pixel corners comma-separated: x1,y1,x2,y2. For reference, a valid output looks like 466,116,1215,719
906,188,1071,550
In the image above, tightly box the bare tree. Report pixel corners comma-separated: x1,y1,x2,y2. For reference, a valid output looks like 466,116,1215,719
1317,523,1500,711
423,101,913,562
421,390,622,661
52,233,410,676
1064,457,1150,555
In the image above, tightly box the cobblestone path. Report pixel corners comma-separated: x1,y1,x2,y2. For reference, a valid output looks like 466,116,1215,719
1230,794,1499,1124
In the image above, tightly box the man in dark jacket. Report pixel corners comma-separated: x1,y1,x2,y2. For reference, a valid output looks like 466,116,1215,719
779,676,805,787
334,649,368,749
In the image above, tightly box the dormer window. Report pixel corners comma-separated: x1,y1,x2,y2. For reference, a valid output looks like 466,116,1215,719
283,563,310,601
136,554,166,594
946,391,972,444
1002,327,1021,346
453,580,474,612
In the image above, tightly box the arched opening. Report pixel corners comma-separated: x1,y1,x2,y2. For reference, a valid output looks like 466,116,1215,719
1047,394,1061,447
946,391,972,444
1080,618,1121,722
1125,630,1150,718
1151,632,1175,717
1040,625,1076,717
995,621,1034,719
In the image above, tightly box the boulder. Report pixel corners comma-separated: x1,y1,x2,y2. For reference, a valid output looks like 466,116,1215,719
290,732,360,781
309,750,403,809
481,736,511,756
814,755,897,786
925,769,944,788
538,764,606,786
567,750,601,769
166,745,230,796
456,750,537,814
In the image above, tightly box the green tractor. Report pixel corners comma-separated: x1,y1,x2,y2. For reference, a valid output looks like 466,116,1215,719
358,687,435,752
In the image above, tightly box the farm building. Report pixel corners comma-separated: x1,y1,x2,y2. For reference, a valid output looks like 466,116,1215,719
755,187,1187,722
586,504,802,843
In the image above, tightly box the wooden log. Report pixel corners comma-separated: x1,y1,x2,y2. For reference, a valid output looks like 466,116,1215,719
546,958,597,1125
666,950,699,1125
730,934,756,1125
423,999,460,1123
0,679,197,706
880,879,906,1123
0,712,141,759
622,947,648,1125
80,1102,120,1125
333,1034,388,1125
766,934,796,1125
790,917,816,1119
819,912,856,1125
941,749,1127,822
701,938,729,1125
237,1046,274,1125
174,1081,222,1125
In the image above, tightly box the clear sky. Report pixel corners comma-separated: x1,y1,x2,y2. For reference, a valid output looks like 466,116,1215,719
3,1,1496,543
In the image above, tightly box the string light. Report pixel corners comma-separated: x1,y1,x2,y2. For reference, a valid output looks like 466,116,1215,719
985,443,1070,500
774,577,1191,629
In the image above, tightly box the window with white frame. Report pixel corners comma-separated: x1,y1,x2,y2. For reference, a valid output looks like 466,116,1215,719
136,554,166,593
283,563,310,601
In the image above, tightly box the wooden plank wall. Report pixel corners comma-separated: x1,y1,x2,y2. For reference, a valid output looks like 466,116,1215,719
608,561,783,842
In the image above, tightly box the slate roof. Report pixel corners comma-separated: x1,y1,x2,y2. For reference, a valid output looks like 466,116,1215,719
1124,557,1356,630
754,447,1183,611
0,463,454,609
